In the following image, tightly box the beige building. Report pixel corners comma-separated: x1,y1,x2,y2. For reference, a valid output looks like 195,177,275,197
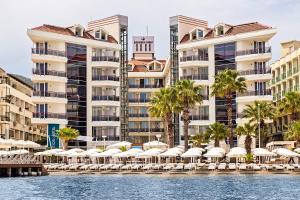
128,36,170,145
0,67,46,142
171,15,277,147
269,40,300,140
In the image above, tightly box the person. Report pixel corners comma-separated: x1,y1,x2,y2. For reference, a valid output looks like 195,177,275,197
288,157,295,164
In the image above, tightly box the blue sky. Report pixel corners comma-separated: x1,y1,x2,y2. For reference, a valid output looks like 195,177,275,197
0,0,299,77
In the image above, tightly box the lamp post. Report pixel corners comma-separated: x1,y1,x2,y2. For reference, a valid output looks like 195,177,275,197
156,134,161,144
102,135,107,150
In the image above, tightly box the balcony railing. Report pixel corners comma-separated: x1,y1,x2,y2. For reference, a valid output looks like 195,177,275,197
33,112,66,119
31,48,66,57
128,128,164,132
238,69,271,76
281,73,286,79
0,115,10,121
287,70,293,77
237,89,271,97
181,115,209,121
276,76,281,82
92,56,119,62
33,91,66,98
236,47,271,57
293,67,299,74
92,115,119,121
180,55,208,62
128,84,164,88
92,95,120,101
92,75,119,81
180,74,208,80
128,113,149,117
32,69,66,77
128,98,151,103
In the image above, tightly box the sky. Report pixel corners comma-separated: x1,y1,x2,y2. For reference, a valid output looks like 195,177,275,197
0,0,299,77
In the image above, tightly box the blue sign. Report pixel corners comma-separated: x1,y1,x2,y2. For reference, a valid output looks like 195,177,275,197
48,124,60,148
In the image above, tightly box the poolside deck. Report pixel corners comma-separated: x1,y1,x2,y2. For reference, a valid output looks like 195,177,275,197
0,163,47,177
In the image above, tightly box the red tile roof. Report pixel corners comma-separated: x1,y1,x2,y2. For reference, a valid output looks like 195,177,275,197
129,59,166,72
31,24,118,44
180,22,272,44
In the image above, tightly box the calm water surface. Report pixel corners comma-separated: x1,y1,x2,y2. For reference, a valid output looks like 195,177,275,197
0,174,300,200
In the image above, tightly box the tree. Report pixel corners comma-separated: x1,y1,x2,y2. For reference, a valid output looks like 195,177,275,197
205,122,229,147
242,101,275,147
279,91,300,121
191,134,206,147
285,121,300,145
211,69,246,148
56,127,80,150
236,123,256,154
149,87,178,148
175,80,203,151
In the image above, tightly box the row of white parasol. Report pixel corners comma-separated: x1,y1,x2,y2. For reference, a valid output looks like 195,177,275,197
0,138,41,149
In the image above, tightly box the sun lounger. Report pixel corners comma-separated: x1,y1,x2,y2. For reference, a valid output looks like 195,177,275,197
131,164,143,170
273,165,284,170
239,164,247,170
283,164,294,170
163,163,175,170
208,163,217,170
111,164,123,170
153,164,165,170
252,164,261,170
174,163,184,170
142,164,154,170
217,163,226,170
228,163,236,170
121,164,132,170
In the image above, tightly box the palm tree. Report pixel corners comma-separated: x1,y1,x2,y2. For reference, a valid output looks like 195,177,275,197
56,127,80,150
205,122,229,147
279,91,300,121
175,80,203,151
191,134,206,147
236,123,256,154
285,121,300,145
211,69,246,148
149,87,178,148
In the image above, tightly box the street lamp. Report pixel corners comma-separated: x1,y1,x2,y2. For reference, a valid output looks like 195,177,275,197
156,134,161,144
102,135,107,150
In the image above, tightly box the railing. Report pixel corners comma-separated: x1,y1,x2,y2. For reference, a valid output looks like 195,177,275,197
180,74,208,80
92,56,119,62
293,67,299,74
32,69,66,77
128,84,164,88
236,47,271,56
0,115,10,121
31,48,66,57
128,128,164,132
181,115,209,121
92,75,119,81
33,91,66,98
271,79,275,84
237,90,271,97
92,115,119,121
128,98,151,103
238,69,271,76
180,55,208,62
33,112,66,119
128,113,149,117
276,76,281,82
92,95,119,101
281,73,286,79
287,70,293,77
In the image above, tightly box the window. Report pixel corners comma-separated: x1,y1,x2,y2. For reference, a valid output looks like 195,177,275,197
101,31,106,40
136,44,138,51
145,44,147,51
140,44,142,51
149,44,151,51
95,31,100,39
216,26,224,36
75,27,82,37
128,65,133,71
197,30,203,38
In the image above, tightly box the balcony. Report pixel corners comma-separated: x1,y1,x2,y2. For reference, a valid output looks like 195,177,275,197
32,112,67,125
32,69,67,82
236,47,271,56
92,75,119,81
235,47,272,62
92,115,119,121
293,67,299,74
128,84,164,89
31,48,67,63
181,115,209,121
128,128,164,133
180,55,208,62
236,89,272,102
128,113,149,117
276,76,281,82
287,70,293,77
0,115,10,122
92,56,119,62
32,69,66,77
33,91,66,98
92,95,119,101
180,74,208,81
281,73,286,80
128,98,151,103
33,112,66,119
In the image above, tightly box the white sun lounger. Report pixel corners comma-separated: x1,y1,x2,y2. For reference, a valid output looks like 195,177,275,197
174,163,184,170
273,165,284,170
239,164,247,170
121,164,132,170
228,163,236,170
217,163,226,170
142,164,154,170
208,163,217,170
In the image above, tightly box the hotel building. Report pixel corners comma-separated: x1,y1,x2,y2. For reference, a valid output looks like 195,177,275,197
269,40,300,140
27,15,128,148
128,36,170,145
0,67,46,142
170,15,277,147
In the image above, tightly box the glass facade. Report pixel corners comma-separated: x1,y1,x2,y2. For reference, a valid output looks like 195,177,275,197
214,42,237,145
66,43,87,145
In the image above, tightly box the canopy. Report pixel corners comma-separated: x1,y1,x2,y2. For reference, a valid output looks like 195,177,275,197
272,148,300,157
136,148,164,158
143,141,168,150
90,149,121,158
252,148,276,157
9,149,29,155
294,148,300,153
106,141,132,150
35,149,65,156
113,149,144,158
203,147,225,158
227,147,247,158
181,148,203,158
56,148,84,156
159,147,183,157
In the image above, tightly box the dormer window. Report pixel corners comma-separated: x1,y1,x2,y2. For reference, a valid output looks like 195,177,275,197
75,27,83,37
216,25,224,36
94,29,108,41
197,30,203,38
95,30,100,39
190,28,204,41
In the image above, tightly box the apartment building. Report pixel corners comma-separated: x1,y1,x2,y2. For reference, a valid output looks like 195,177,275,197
269,40,300,140
27,15,128,148
128,36,170,145
0,67,46,142
170,15,277,147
